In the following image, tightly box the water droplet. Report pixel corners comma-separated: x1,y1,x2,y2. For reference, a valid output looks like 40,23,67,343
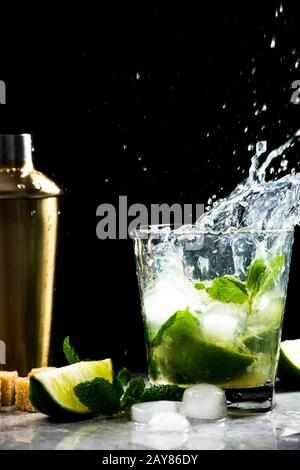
206,132,210,138
270,36,276,48
270,167,275,174
279,2,283,13
262,104,267,111
104,178,109,183
244,126,248,133
58,211,61,215
295,59,300,69
248,144,254,151
30,210,36,216
142,167,147,172
255,109,259,116
122,144,127,150
275,8,278,17
251,66,256,75
222,103,226,109
17,184,25,190
281,159,288,171
138,156,142,161
135,71,141,80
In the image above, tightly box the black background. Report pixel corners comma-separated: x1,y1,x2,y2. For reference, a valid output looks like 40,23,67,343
0,1,300,373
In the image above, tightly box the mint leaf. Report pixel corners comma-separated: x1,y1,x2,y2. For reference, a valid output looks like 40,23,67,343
116,367,130,388
246,255,285,306
260,255,285,294
114,368,130,399
151,307,190,347
63,336,80,365
246,259,266,300
140,385,184,402
74,378,120,416
206,277,248,304
224,275,247,294
194,282,206,290
121,376,145,409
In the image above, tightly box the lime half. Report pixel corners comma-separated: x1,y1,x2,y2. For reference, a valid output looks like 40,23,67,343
30,359,113,419
278,340,300,386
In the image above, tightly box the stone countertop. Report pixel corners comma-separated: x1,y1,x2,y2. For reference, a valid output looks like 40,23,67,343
0,391,300,450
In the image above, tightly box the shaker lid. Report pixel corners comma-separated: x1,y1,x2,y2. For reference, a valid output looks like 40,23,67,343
0,134,32,166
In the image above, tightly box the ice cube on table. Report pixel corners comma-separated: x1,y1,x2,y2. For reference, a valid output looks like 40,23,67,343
200,303,247,343
131,427,187,450
131,401,182,424
143,274,200,331
182,384,227,420
148,411,190,432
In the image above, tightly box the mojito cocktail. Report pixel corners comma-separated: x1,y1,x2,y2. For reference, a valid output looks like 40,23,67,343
133,226,293,412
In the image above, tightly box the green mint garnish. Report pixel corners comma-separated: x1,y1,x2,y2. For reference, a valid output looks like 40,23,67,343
114,367,130,399
260,255,285,295
223,275,247,294
140,384,184,402
120,376,145,409
246,255,285,312
74,377,120,416
63,336,80,365
206,277,248,304
194,282,206,290
246,259,266,299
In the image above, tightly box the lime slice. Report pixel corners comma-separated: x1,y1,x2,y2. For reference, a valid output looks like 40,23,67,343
29,359,113,419
278,340,300,385
152,310,256,385
155,339,255,385
242,325,279,355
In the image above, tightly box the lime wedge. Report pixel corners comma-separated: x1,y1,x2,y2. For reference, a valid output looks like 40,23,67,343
278,340,300,385
242,325,279,355
152,310,256,385
155,339,255,385
29,359,113,419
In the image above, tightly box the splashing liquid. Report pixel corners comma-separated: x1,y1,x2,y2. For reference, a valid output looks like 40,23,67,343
196,130,300,231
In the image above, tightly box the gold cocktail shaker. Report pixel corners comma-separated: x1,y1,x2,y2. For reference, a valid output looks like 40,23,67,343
0,134,60,376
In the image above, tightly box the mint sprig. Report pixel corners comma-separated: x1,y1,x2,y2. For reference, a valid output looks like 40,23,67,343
194,254,285,314
73,371,183,416
74,377,120,416
120,376,145,408
206,277,248,304
246,259,267,312
114,367,130,399
63,336,80,365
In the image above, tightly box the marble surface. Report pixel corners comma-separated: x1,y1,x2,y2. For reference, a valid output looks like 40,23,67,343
0,391,300,450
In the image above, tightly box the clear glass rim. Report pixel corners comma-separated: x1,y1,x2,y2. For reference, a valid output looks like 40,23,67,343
130,224,294,237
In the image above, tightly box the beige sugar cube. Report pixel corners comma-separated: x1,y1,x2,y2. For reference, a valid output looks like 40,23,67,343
0,371,18,406
15,377,36,413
